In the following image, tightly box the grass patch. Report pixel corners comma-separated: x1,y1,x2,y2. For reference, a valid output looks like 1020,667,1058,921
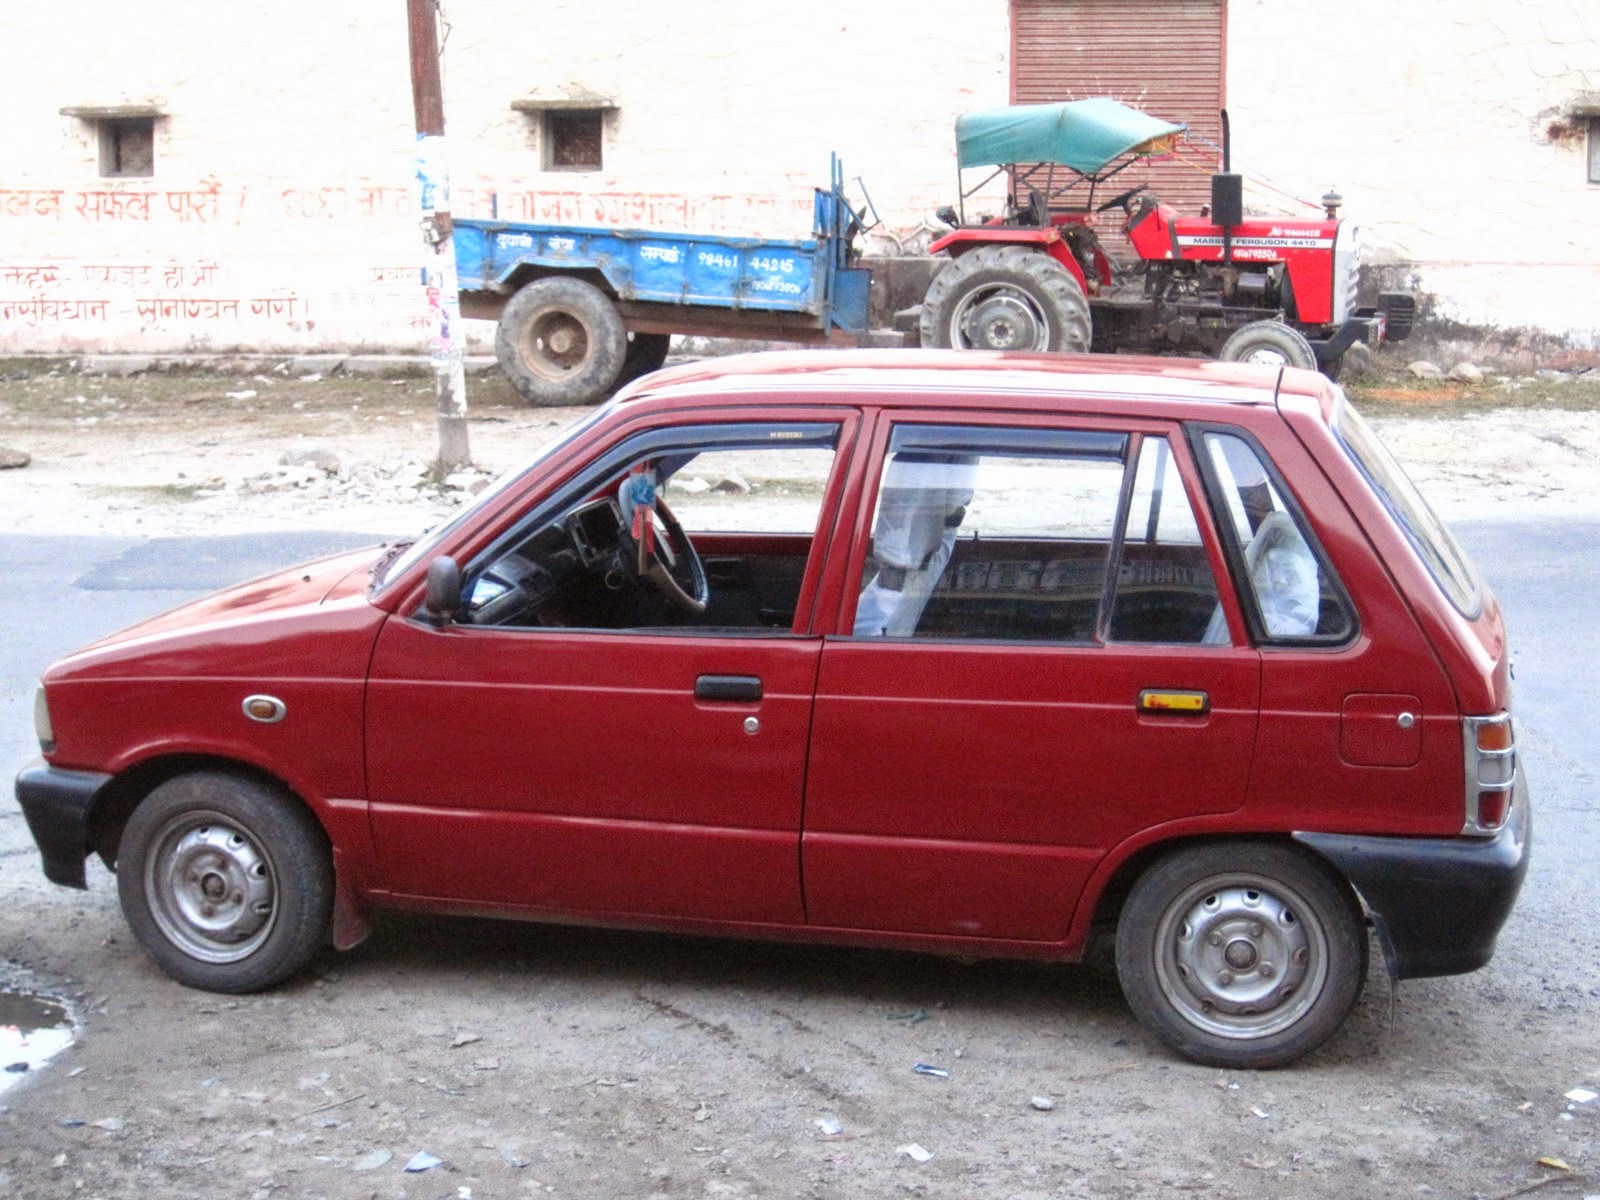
1347,374,1600,418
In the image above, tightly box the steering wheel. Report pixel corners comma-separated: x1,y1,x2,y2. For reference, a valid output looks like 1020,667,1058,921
1096,183,1150,214
618,493,708,615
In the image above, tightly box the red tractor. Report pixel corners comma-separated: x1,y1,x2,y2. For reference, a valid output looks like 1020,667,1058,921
918,98,1414,376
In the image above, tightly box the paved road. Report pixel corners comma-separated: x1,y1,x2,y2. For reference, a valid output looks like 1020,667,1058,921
0,523,1594,1199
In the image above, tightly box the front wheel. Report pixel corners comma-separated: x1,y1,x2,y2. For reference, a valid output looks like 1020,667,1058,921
919,245,1091,353
1115,842,1367,1068
495,276,627,407
1218,320,1318,371
116,771,334,993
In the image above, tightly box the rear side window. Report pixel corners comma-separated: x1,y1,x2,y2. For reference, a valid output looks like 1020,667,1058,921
1201,432,1355,644
1332,399,1483,618
851,425,1222,645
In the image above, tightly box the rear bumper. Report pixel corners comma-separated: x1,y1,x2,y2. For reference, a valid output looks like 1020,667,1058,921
1295,774,1531,979
14,761,111,890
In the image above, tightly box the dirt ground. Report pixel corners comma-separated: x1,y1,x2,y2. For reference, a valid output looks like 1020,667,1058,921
1,354,1598,1200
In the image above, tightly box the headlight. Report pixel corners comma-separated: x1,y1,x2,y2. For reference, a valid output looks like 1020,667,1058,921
34,683,55,753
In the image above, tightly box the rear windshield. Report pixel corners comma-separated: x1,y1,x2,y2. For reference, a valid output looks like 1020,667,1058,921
1331,397,1483,618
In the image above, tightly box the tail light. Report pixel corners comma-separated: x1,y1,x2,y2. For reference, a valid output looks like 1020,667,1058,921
1462,714,1516,834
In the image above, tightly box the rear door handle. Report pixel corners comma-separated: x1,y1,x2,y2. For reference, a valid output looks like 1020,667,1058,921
1137,688,1209,716
695,674,763,702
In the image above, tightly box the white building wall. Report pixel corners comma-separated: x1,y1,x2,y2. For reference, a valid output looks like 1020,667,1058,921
3,2,1595,354
0,1,1007,355
1226,0,1600,345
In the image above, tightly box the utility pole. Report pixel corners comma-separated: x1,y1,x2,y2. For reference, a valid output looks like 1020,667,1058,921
407,0,470,472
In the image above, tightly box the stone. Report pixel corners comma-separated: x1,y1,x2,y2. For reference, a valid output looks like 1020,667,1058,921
711,471,751,494
1446,363,1484,383
79,355,154,377
279,447,344,475
1406,361,1443,380
0,446,31,470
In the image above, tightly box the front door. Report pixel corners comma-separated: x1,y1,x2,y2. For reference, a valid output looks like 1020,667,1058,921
365,414,856,925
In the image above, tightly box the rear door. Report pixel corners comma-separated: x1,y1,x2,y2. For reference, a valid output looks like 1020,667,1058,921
802,411,1261,942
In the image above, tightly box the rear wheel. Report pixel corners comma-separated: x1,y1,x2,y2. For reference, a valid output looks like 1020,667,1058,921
495,276,627,406
1218,321,1318,371
116,771,333,993
920,245,1091,353
1115,842,1367,1068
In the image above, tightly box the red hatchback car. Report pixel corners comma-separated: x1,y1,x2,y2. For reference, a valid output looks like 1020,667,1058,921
17,350,1528,1068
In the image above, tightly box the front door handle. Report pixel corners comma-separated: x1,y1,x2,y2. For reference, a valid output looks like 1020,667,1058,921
695,674,763,703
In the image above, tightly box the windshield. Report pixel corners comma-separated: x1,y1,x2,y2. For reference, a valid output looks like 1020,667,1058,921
372,400,618,592
1332,396,1483,618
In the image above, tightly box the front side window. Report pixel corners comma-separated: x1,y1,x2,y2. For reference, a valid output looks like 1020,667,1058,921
1201,431,1355,643
457,422,841,633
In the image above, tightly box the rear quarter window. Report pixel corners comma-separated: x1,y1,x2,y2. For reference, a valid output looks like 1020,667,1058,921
1331,399,1483,619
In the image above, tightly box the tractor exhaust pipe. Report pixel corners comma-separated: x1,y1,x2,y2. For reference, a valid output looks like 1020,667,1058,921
1212,109,1241,264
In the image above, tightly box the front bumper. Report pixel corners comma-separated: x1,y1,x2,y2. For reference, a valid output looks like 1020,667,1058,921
1295,774,1531,979
14,761,112,890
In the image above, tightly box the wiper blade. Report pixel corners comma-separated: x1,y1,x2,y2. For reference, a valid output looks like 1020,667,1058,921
368,541,414,588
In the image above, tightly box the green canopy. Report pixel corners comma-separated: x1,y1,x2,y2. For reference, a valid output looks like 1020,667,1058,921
955,97,1186,173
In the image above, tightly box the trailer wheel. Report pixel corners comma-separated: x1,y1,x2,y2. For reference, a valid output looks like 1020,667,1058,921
615,332,672,388
495,276,627,406
919,245,1091,353
1219,321,1318,372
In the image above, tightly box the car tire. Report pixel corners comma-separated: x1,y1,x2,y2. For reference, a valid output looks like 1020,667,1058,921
919,245,1091,353
1115,841,1367,1069
116,771,334,993
494,276,627,407
1218,321,1319,371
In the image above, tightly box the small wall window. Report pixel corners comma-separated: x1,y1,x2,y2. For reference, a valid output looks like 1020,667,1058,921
1589,117,1600,185
545,110,604,172
99,118,155,178
60,106,161,178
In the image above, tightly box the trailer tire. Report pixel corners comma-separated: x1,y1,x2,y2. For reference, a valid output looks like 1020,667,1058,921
919,245,1091,353
615,332,672,388
495,276,627,407
1219,321,1318,372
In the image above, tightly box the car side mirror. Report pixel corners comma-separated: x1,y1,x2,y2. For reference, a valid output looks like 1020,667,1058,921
424,556,462,626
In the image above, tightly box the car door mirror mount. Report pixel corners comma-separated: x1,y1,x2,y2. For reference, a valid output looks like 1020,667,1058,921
424,556,462,626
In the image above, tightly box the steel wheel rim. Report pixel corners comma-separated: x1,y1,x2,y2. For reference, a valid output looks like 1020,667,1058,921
1241,345,1291,366
520,307,593,381
1151,871,1328,1040
952,286,1051,351
143,809,278,964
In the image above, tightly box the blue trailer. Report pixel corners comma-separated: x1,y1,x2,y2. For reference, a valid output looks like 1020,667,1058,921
455,158,871,405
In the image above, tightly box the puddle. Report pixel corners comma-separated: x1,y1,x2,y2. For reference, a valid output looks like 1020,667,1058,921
0,988,76,1096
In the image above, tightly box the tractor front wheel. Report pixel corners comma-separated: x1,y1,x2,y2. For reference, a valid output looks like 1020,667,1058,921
920,245,1091,353
1218,321,1318,372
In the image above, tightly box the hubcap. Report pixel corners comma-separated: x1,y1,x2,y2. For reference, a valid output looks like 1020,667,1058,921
520,308,593,380
951,286,1051,351
1242,346,1291,366
144,811,276,964
1153,874,1327,1040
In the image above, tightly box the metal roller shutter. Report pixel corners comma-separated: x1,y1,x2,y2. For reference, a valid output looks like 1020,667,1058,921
1011,0,1225,241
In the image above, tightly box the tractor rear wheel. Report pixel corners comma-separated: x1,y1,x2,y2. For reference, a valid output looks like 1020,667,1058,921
495,276,627,407
920,245,1091,353
1219,321,1318,372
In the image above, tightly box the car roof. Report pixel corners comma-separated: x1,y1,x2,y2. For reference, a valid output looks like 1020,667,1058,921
622,349,1331,419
